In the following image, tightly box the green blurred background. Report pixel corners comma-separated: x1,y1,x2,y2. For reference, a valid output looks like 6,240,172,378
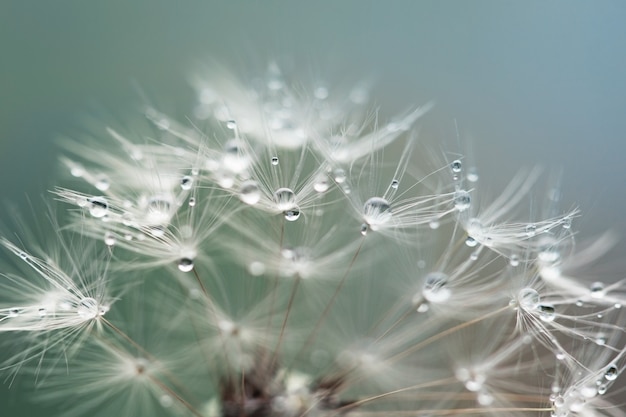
1,0,625,414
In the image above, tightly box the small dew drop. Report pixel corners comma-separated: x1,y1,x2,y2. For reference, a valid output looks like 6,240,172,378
451,160,462,173
95,176,110,191
391,179,399,189
465,236,477,247
422,272,451,303
104,232,116,247
284,207,301,222
454,190,471,212
360,223,368,236
8,308,21,317
525,224,537,237
467,167,479,182
590,282,605,299
239,180,261,205
539,304,556,322
88,197,109,218
509,255,520,267
181,175,193,190
77,298,99,320
70,165,85,177
248,261,266,276
604,365,619,381
470,251,479,261
519,288,540,311
178,258,194,272
333,168,346,184
38,307,47,317
226,120,237,130
271,156,279,166
188,197,196,207
313,175,330,193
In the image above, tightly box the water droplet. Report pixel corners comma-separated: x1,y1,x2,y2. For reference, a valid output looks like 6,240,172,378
470,251,479,261
422,272,451,303
598,384,608,395
391,179,399,189
178,258,194,272
147,195,172,224
38,307,47,317
95,176,110,191
477,390,493,406
451,160,462,173
590,282,605,299
181,175,193,190
160,395,174,408
333,168,346,184
416,303,429,313
467,167,479,182
70,164,85,177
604,365,618,381
77,298,99,320
363,197,392,229
595,333,607,345
271,156,279,166
284,206,301,222
188,197,196,207
8,308,21,317
248,261,266,276
239,180,261,205
518,288,540,311
465,236,477,247
314,86,329,100
538,236,560,264
226,120,237,129
313,175,330,193
429,219,440,229
539,304,556,322
104,232,116,246
88,197,109,218
562,217,572,229
525,224,537,237
360,223,368,236
273,188,296,211
509,255,520,266
222,139,249,173
454,190,471,212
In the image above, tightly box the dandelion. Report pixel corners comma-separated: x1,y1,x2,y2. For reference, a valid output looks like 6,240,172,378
1,63,625,417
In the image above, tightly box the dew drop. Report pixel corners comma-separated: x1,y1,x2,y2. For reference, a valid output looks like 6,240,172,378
77,298,99,320
391,179,399,189
470,251,479,261
562,217,572,229
38,307,47,317
226,120,237,129
239,180,261,205
518,288,540,311
248,261,266,276
271,156,279,166
429,219,440,229
454,190,471,212
422,272,451,303
509,255,520,267
333,168,346,184
313,175,330,193
188,197,196,207
451,160,462,173
363,197,392,229
178,258,194,272
525,224,537,237
539,304,556,322
104,232,116,246
467,167,479,182
70,164,85,177
181,175,193,190
598,384,608,395
477,390,493,406
604,365,618,381
284,206,301,222
88,197,109,218
590,282,605,299
95,176,110,191
360,223,368,236
8,308,21,317
595,333,607,346
273,188,296,211
465,236,477,247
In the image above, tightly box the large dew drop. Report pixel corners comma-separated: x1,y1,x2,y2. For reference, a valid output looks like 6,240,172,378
518,288,540,311
88,197,109,218
77,297,100,320
422,272,451,303
363,197,392,229
178,258,194,272
239,180,261,205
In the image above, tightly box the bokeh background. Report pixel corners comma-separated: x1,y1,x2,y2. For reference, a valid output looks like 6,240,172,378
1,0,625,414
